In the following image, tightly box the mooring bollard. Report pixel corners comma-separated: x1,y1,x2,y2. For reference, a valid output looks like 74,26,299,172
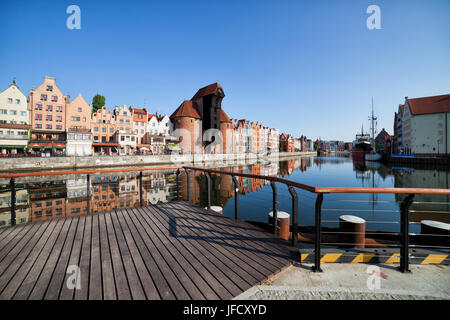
339,215,366,248
205,206,223,215
268,211,290,241
420,220,450,247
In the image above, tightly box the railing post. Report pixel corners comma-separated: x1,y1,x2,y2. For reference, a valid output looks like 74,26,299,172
10,178,16,226
314,193,324,272
176,169,180,201
86,174,90,215
184,168,190,202
139,171,143,207
400,194,415,273
288,186,298,247
232,176,239,221
270,181,278,235
205,172,211,209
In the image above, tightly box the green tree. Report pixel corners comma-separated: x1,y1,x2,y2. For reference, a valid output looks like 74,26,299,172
92,94,106,114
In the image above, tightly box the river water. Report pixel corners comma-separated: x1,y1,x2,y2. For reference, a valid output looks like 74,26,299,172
1,156,449,235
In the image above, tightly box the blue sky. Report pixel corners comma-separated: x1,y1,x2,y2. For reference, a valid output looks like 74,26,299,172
1,0,449,142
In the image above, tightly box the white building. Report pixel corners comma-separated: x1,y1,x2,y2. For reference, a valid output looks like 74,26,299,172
114,130,137,155
66,128,92,156
402,94,450,155
147,114,173,136
0,80,30,155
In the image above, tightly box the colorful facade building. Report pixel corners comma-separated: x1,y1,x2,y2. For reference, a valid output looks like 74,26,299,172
91,106,119,155
130,106,147,144
0,80,30,155
29,76,69,156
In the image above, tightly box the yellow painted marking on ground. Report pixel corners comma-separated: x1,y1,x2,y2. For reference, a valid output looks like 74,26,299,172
321,253,342,263
385,253,411,264
351,253,375,263
301,254,309,262
421,254,447,265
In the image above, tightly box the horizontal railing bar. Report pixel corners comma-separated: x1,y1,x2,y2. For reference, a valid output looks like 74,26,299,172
322,208,400,213
319,243,401,247
322,220,400,224
183,166,450,195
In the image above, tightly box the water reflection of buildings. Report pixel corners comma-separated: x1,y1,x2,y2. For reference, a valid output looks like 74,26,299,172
353,162,450,223
0,188,29,227
1,157,316,227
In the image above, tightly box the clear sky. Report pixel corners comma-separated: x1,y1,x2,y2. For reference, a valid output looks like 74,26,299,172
1,0,449,142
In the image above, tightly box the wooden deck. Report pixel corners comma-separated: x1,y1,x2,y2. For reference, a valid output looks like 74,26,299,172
0,201,298,300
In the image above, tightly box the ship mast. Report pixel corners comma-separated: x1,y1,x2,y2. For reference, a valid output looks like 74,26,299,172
371,97,375,149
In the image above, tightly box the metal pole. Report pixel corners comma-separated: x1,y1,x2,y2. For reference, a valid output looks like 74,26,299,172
400,194,414,273
314,193,324,272
176,169,180,201
184,168,191,202
205,172,211,209
86,174,90,215
232,176,239,221
139,171,143,207
270,181,278,235
288,186,298,247
10,178,16,226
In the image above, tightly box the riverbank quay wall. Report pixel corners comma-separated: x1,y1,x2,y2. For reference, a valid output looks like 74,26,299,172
384,155,450,167
0,152,316,172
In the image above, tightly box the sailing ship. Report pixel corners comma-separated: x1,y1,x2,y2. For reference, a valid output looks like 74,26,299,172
352,98,382,162
365,97,382,161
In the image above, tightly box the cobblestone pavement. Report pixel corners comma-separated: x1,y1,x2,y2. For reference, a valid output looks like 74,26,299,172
234,263,450,300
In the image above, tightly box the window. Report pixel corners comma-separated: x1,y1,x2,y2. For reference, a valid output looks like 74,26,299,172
20,111,27,116
71,116,80,121
120,119,124,123
7,98,12,103
102,127,106,132
121,136,125,141
0,109,6,114
41,94,47,101
78,107,82,112
56,116,62,122
16,99,20,104
35,114,42,120
94,127,98,132
35,104,42,110
46,115,52,121
46,105,52,111
56,106,62,112
82,117,86,122
35,124,42,129
123,112,127,116
110,128,114,133
9,110,17,115
46,124,52,129
46,85,53,91
131,136,135,141
56,125,62,130
51,96,57,102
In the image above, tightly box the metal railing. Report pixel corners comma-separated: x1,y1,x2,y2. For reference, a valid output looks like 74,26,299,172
182,166,450,273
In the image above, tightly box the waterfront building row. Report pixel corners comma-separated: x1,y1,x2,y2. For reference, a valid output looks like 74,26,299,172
0,77,307,156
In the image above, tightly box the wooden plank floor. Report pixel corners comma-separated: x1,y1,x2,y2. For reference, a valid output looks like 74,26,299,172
0,201,298,300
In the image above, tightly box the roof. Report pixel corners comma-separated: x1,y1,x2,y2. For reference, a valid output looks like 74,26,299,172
170,100,201,119
407,94,450,115
132,107,147,114
220,109,232,123
191,83,223,100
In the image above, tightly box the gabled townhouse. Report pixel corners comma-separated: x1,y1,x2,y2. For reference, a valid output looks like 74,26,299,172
91,106,118,155
29,76,69,156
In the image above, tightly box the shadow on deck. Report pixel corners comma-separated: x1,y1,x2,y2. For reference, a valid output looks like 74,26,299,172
0,201,298,300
